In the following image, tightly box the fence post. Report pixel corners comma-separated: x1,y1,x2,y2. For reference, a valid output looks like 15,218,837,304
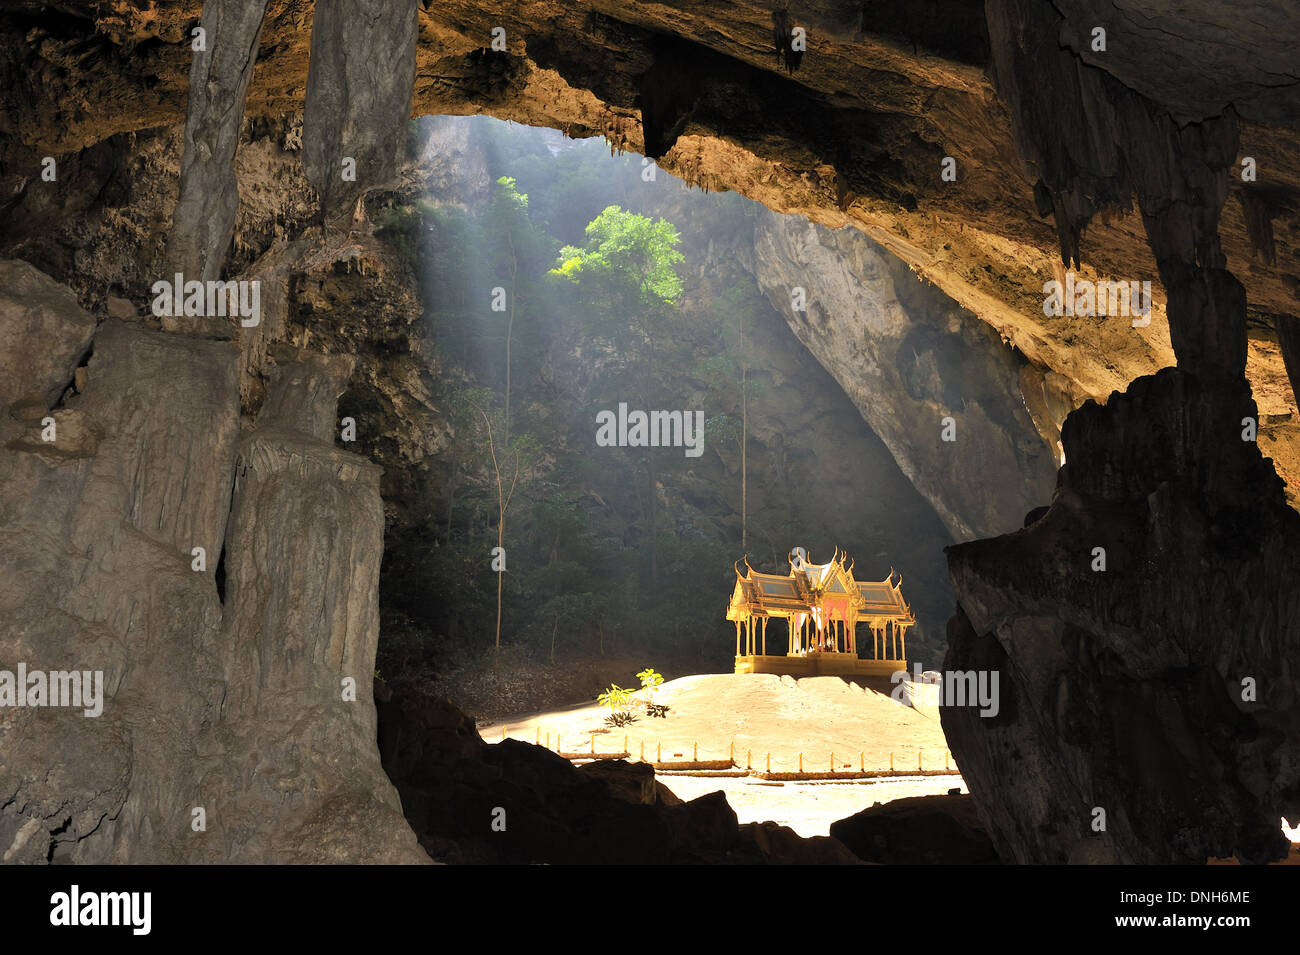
747,749,752,771
919,750,922,771
766,753,771,774
798,752,803,773
890,751,893,771
657,742,661,763
640,740,645,761
859,751,864,772
830,752,834,772
693,742,698,761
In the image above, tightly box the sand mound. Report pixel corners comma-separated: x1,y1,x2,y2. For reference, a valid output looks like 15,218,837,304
485,672,952,773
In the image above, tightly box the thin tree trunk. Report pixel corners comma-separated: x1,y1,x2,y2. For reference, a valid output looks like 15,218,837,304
649,445,658,584
479,408,520,651
505,237,517,446
444,480,456,543
741,362,747,551
647,329,658,589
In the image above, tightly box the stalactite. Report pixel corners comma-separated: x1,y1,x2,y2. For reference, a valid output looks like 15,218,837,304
167,0,271,298
1238,188,1279,266
303,0,420,229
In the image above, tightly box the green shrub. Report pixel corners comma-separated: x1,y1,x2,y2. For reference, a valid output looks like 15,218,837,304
597,684,636,711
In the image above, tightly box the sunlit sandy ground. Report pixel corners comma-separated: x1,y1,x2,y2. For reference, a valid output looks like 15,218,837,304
485,673,950,763
481,672,961,836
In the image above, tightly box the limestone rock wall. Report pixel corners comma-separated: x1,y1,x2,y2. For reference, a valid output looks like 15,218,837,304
0,267,427,863
944,369,1300,864
750,208,1059,541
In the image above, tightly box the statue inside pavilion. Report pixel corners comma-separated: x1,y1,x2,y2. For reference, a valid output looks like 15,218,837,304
725,546,914,676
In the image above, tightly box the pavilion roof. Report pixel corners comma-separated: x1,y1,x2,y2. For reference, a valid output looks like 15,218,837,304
857,578,913,622
728,550,914,625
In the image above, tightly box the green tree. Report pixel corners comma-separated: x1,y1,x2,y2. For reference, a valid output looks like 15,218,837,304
551,206,685,588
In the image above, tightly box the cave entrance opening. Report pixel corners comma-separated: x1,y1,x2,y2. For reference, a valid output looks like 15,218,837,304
372,113,1054,722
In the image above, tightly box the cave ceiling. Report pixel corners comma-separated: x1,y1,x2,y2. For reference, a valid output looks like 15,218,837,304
2,0,1297,418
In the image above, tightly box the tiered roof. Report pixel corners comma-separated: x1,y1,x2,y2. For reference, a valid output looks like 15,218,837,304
727,548,913,625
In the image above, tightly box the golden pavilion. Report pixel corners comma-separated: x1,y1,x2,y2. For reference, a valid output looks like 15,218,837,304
726,547,914,676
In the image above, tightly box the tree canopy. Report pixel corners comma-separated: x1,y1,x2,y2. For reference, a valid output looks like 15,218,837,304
552,205,684,308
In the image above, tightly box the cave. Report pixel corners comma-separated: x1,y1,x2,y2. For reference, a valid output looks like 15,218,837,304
0,0,1298,889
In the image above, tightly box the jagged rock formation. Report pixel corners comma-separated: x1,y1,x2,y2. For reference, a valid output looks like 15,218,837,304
945,367,1300,864
940,0,1300,865
0,260,95,426
5,1,1294,488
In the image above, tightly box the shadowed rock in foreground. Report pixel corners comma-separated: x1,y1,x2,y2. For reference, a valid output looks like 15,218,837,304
376,683,863,864
830,793,999,864
945,368,1300,864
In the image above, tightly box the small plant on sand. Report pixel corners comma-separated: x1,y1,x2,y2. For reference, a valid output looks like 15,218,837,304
598,684,636,712
636,668,666,716
604,711,639,728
